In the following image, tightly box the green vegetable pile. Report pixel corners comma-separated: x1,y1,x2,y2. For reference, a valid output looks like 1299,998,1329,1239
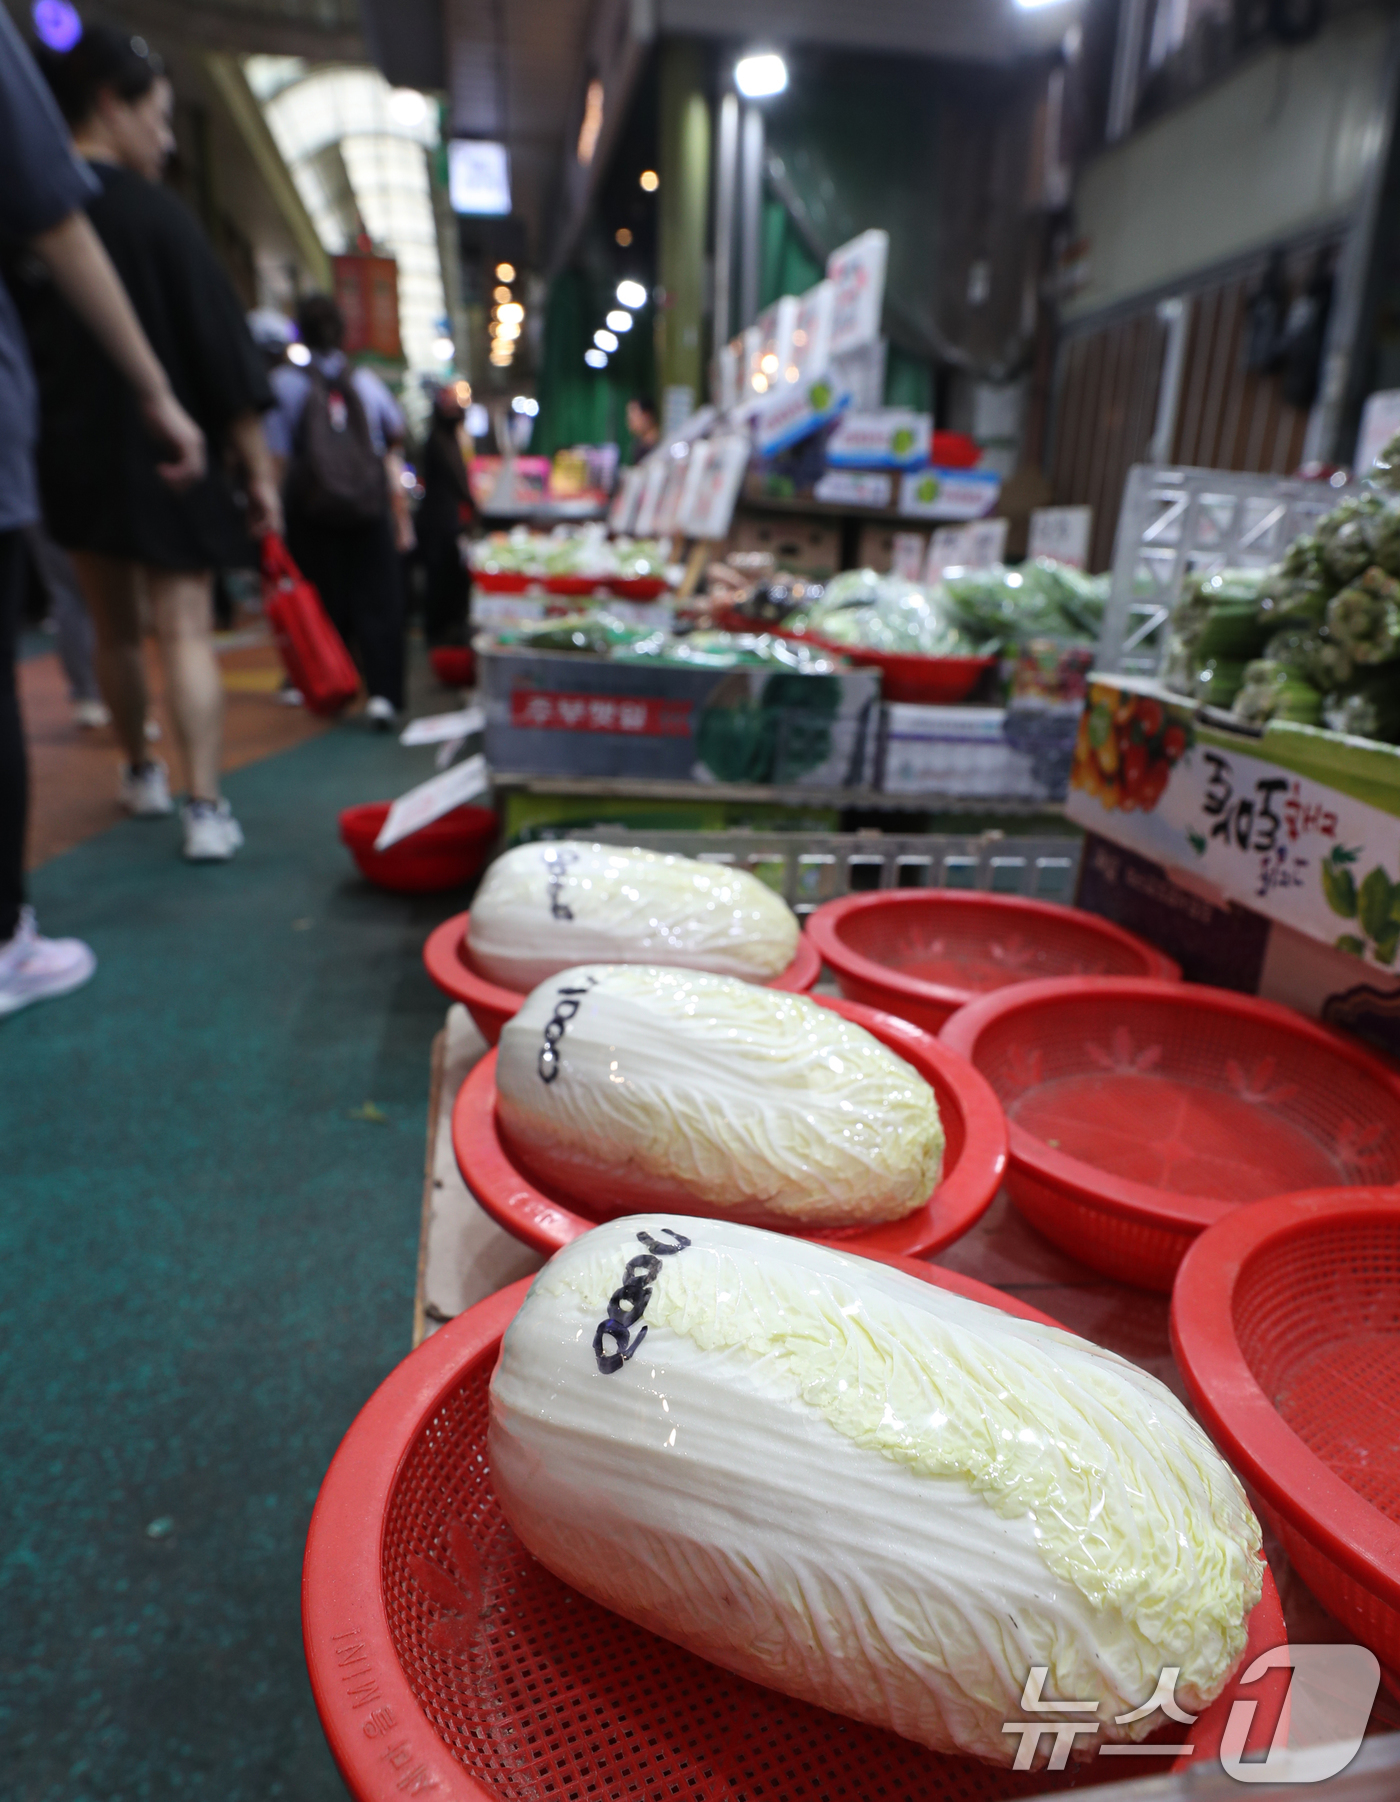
1168,440,1400,740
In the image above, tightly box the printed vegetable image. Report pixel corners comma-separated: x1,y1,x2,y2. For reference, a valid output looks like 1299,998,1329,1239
469,843,800,990
490,1218,1264,1765
695,669,842,783
1071,682,1193,812
1322,846,1400,964
496,969,944,1228
915,474,939,503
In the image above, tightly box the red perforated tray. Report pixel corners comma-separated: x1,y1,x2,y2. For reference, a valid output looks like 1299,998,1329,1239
423,910,822,1046
303,1259,1287,1802
452,996,1006,1258
1172,1187,1400,1671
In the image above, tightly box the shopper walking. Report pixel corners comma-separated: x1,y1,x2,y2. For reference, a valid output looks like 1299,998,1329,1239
23,524,109,728
417,386,474,647
22,26,280,862
0,8,203,1013
265,294,410,726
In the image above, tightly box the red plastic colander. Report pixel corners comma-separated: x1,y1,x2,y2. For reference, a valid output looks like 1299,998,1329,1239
807,891,1179,1035
1172,1187,1400,1671
452,996,1006,1260
423,910,822,1045
303,1258,1287,1802
940,977,1400,1291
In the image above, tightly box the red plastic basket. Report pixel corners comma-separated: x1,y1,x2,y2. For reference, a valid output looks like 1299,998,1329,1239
452,997,1007,1258
1172,1187,1400,1672
542,574,606,596
339,805,498,894
829,645,997,703
606,575,670,600
472,571,535,593
941,976,1400,1291
304,1259,1287,1802
808,891,1180,1034
423,909,822,1044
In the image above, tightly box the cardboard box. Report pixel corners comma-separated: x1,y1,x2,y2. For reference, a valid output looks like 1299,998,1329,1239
1067,674,1400,976
481,645,880,787
880,702,1079,801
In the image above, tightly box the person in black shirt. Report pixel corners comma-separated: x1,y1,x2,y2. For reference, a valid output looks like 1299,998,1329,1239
0,7,203,1011
24,26,280,862
417,386,474,646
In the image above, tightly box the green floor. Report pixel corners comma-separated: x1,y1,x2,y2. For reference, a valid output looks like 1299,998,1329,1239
1,722,457,1801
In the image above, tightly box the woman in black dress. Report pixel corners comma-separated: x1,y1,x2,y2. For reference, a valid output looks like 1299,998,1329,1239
24,27,280,861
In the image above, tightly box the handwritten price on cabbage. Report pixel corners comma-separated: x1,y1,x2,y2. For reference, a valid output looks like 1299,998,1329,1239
1323,846,1400,963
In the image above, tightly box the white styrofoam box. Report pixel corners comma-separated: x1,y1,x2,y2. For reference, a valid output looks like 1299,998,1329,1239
881,704,1043,799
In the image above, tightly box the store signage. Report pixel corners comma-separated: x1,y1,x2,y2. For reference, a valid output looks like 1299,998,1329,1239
749,295,799,393
448,139,511,215
1067,680,1400,969
826,229,888,357
898,467,1001,521
681,433,751,539
890,532,927,579
826,408,931,470
608,465,645,533
1028,505,1093,569
631,455,672,536
332,254,401,360
793,280,835,381
926,518,1008,578
509,690,692,736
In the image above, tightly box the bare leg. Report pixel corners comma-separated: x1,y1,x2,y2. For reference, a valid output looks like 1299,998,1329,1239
147,567,222,802
69,551,146,766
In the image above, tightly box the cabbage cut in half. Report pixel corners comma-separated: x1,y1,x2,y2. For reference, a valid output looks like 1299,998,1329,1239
490,1218,1264,1766
496,965,944,1229
468,842,800,990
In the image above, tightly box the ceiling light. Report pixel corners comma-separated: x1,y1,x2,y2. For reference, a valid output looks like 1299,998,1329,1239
760,352,779,373
594,328,618,353
496,262,515,281
511,396,539,416
639,169,659,192
584,348,608,369
287,342,311,366
752,373,768,392
388,88,429,128
577,78,604,166
616,279,646,310
735,52,787,99
497,302,524,325
490,353,512,366
454,380,472,404
615,227,632,247
496,319,521,341
493,284,512,302
433,335,456,360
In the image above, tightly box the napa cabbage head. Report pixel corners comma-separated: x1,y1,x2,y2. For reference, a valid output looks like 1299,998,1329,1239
495,966,944,1229
468,842,800,991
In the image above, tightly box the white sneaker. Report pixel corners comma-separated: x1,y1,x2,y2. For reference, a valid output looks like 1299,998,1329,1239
73,698,110,729
277,685,304,707
182,798,244,862
119,759,173,817
366,696,396,729
0,907,96,1018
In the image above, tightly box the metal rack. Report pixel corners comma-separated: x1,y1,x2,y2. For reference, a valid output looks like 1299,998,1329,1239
568,826,1082,914
1097,464,1357,678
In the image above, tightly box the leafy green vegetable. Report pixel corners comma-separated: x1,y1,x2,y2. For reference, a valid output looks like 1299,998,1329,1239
1326,566,1400,665
1231,659,1322,725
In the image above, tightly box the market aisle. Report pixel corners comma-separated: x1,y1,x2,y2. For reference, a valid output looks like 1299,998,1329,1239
1,720,454,1802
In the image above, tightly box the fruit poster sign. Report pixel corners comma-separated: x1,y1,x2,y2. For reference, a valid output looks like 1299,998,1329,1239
1068,679,1400,969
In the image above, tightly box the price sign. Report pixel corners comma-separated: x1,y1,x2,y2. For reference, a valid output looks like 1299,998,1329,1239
1028,505,1093,569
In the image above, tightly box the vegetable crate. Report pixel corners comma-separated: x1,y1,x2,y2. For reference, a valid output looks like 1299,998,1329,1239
1098,464,1357,679
563,826,1084,915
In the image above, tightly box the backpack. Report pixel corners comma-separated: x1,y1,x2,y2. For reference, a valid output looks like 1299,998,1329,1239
286,365,387,526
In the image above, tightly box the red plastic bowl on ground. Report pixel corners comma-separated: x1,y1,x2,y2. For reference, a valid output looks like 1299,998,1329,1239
304,1259,1287,1802
428,645,475,688
339,804,497,894
808,890,1180,1034
1172,1187,1400,1671
940,976,1400,1291
423,909,822,1044
452,997,1007,1259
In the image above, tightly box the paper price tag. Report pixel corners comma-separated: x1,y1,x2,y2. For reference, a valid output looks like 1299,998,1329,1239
374,754,490,850
399,706,485,746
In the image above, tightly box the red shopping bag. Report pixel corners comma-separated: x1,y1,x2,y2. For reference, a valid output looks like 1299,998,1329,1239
260,533,360,716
